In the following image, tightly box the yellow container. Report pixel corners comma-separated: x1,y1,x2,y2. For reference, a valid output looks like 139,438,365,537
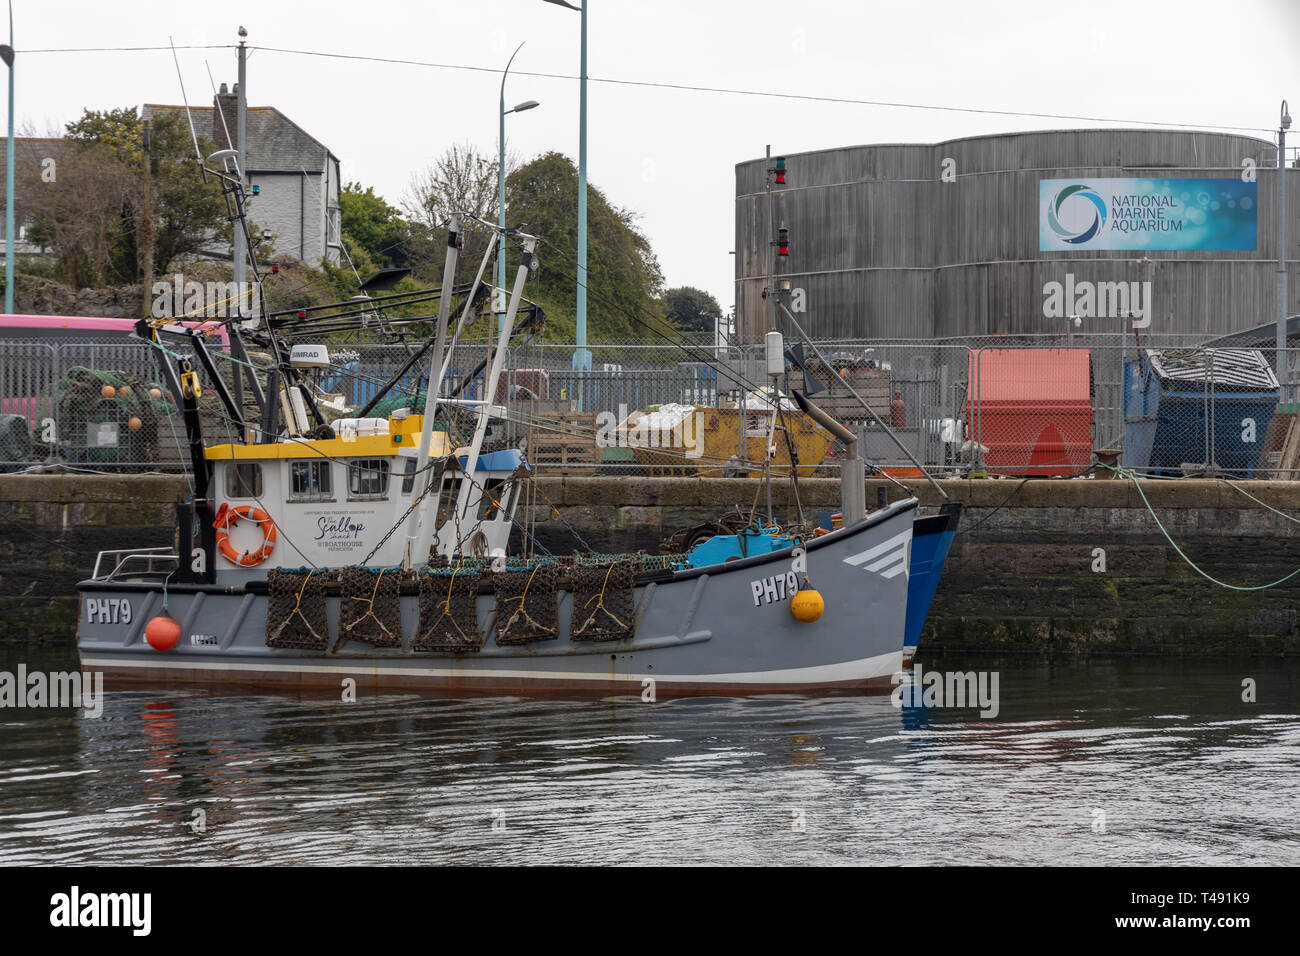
616,405,834,478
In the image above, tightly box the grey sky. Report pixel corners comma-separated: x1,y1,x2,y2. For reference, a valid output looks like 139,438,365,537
8,0,1300,312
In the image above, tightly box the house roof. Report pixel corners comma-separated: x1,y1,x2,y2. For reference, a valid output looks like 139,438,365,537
0,137,73,167
141,102,336,173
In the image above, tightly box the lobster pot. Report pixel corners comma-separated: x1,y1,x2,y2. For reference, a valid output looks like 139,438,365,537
415,561,486,652
493,560,559,645
266,568,334,650
570,559,637,642
339,567,404,647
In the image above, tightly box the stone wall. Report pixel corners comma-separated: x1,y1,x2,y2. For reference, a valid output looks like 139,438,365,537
4,473,1300,655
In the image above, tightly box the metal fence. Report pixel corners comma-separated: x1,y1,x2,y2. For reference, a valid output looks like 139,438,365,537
2,333,1297,480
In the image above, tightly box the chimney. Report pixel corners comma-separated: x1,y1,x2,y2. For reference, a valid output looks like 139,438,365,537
214,84,238,151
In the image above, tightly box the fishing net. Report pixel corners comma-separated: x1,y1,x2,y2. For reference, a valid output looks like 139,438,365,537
54,367,172,465
570,558,637,642
414,559,487,652
266,568,333,650
339,566,404,648
494,558,558,645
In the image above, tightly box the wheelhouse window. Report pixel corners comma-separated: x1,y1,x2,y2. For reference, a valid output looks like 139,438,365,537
289,460,332,500
400,457,417,495
226,463,263,498
348,458,390,499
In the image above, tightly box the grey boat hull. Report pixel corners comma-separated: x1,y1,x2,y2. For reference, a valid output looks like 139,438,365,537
77,499,918,696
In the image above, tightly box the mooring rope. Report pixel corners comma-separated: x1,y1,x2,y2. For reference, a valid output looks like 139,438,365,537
1107,464,1300,592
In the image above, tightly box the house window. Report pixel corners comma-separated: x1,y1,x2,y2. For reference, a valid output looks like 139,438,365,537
348,458,390,499
226,462,263,498
289,460,332,500
327,206,341,246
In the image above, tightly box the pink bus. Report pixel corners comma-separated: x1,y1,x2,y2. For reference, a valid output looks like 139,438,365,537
0,313,227,424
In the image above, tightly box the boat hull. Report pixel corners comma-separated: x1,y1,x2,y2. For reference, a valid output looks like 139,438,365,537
77,500,919,696
904,500,963,655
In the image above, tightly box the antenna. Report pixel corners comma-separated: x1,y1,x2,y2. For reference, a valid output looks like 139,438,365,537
169,36,208,184
205,60,240,176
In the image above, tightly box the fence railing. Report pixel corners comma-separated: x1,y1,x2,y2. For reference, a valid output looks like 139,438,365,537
1,334,1297,480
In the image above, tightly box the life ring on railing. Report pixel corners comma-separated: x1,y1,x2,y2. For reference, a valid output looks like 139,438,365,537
214,503,278,567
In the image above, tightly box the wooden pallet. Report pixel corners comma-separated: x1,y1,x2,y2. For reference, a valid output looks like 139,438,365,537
527,410,599,475
1265,411,1300,479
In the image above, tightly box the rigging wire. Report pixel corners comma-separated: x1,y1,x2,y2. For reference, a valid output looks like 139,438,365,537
247,45,1273,134
17,43,1271,133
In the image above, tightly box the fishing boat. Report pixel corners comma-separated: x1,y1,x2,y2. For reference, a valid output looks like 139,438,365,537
75,142,960,696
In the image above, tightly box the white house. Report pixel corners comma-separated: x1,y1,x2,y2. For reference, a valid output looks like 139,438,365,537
143,85,341,268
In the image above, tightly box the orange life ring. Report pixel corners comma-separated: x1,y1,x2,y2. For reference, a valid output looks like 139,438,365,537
214,504,278,567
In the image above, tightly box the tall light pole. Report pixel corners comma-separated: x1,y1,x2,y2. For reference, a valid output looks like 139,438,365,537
1278,99,1291,402
2,2,14,315
543,0,590,373
498,41,538,341
233,30,248,307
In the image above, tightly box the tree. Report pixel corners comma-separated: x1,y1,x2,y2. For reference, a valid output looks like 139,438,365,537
22,107,225,290
664,286,722,336
66,107,225,276
503,151,663,343
340,182,411,271
20,143,135,289
403,142,505,286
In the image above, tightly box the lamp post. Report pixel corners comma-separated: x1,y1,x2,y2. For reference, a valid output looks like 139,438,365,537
1278,99,1291,403
498,42,538,342
542,0,590,373
2,2,14,315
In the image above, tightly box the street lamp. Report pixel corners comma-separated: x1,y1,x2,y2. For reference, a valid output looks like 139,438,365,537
2,2,14,315
1278,99,1292,402
542,0,591,373
498,41,538,342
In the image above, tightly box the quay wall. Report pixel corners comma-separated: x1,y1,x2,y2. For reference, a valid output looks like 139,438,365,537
3,474,1300,655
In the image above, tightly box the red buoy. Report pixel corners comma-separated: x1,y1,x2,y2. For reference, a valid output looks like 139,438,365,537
145,615,181,652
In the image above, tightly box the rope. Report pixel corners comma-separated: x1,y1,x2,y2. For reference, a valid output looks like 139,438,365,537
269,569,326,644
345,567,397,642
1108,464,1300,592
499,560,556,636
575,560,628,634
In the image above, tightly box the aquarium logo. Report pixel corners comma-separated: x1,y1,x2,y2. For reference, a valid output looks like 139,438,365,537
0,665,103,718
891,664,1000,718
1047,184,1107,244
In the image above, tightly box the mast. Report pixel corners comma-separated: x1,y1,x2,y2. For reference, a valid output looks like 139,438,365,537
404,214,463,567
431,234,538,559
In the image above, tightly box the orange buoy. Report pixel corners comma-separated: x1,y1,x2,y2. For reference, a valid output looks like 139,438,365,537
145,615,181,652
101,384,116,399
791,585,825,623
127,416,143,431
149,387,163,400
118,385,132,397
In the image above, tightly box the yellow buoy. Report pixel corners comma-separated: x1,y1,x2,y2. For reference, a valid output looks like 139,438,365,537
791,585,824,623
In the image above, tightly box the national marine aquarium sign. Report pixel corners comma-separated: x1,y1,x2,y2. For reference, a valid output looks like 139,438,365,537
1039,178,1257,251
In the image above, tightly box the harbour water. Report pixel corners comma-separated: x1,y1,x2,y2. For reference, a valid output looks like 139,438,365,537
1,644,1297,866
